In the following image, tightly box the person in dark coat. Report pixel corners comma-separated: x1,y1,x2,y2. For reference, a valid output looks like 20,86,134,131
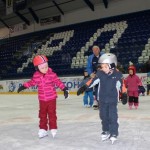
77,53,127,144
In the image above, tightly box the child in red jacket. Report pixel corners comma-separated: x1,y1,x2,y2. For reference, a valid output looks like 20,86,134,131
125,65,142,109
17,55,69,138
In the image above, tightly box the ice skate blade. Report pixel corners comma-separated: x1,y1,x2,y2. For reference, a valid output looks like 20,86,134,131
102,138,109,142
39,134,48,139
52,133,56,138
93,107,98,110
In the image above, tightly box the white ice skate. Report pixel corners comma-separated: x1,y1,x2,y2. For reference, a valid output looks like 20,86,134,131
101,131,110,141
51,129,57,138
38,129,48,138
110,135,117,144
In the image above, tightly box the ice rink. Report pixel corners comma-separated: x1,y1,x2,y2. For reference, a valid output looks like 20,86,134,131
0,94,150,150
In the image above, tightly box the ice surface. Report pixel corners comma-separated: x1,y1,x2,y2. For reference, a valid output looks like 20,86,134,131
0,94,150,150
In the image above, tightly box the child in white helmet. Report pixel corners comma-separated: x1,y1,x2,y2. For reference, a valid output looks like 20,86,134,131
77,53,126,144
17,55,69,138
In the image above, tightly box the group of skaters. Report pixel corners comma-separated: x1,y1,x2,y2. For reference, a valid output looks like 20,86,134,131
17,46,146,144
79,46,145,110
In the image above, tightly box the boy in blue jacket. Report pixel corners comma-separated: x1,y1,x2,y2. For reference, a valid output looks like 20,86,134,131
77,53,127,144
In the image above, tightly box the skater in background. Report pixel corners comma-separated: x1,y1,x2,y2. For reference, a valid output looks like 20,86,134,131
17,55,69,138
125,65,142,109
79,70,94,107
8,81,16,92
77,53,127,144
146,72,150,95
86,45,104,109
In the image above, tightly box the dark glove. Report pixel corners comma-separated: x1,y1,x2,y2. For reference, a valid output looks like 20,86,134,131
17,85,26,93
77,85,88,96
121,93,128,105
138,86,145,93
63,87,69,99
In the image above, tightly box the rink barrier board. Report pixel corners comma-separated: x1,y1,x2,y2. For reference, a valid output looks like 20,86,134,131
0,73,147,94
0,91,78,95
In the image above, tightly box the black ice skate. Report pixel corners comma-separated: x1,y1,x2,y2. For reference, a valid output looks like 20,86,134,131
93,105,98,110
93,100,99,110
101,131,110,141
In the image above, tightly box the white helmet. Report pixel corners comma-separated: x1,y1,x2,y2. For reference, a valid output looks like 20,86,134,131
98,53,117,69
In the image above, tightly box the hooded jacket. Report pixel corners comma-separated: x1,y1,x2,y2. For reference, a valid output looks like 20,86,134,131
125,65,142,92
125,74,142,92
23,68,65,101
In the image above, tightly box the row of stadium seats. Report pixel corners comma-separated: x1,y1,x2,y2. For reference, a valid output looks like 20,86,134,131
0,10,150,79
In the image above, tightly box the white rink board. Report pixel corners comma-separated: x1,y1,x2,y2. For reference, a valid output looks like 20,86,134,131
0,73,148,93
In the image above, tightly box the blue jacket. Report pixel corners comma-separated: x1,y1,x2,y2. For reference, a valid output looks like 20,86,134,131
86,52,104,75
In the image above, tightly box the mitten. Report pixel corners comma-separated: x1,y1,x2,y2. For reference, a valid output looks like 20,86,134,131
121,93,128,105
77,85,88,96
138,86,145,93
17,85,26,93
77,78,93,96
63,87,69,99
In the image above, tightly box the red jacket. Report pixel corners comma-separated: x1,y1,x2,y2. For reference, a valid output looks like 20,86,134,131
125,74,142,92
23,68,65,101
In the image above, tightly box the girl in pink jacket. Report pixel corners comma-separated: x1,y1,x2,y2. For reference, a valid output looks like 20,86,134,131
18,55,69,138
125,65,142,109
